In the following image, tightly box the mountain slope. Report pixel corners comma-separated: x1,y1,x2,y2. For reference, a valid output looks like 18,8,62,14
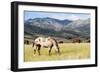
24,17,90,39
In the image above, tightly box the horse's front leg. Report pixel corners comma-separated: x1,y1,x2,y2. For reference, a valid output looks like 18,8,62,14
54,46,61,55
37,45,41,56
49,48,51,56
57,48,61,55
49,45,53,56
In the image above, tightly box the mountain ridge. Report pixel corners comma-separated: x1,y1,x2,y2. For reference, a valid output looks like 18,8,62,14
24,17,90,39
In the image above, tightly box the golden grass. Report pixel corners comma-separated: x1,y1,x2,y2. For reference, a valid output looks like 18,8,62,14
24,43,90,62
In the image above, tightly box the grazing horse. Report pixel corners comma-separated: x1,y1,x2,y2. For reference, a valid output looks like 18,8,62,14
32,37,60,56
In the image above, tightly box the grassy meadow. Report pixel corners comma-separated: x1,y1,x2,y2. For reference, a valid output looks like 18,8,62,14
24,43,90,62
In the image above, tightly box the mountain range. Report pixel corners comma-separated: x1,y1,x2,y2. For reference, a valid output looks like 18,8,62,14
24,17,90,40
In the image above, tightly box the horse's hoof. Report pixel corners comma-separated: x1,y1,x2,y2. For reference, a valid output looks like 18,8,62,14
49,54,51,56
33,54,36,56
38,54,41,56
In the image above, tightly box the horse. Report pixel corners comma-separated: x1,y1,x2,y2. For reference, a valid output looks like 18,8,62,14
32,37,61,56
72,38,81,43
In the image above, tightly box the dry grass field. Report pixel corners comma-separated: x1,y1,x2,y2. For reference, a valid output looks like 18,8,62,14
24,43,90,62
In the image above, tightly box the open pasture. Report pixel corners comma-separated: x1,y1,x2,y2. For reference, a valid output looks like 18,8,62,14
24,43,90,62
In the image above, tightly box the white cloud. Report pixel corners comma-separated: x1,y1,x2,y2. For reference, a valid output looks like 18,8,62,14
66,14,79,20
50,14,68,20
48,14,81,20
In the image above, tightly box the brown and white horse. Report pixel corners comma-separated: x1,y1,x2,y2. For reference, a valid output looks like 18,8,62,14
32,37,60,56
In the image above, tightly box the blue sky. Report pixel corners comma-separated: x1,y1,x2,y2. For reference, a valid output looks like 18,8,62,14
24,11,90,21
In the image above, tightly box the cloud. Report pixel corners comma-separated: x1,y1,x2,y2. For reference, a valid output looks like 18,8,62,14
66,14,79,20
50,14,68,20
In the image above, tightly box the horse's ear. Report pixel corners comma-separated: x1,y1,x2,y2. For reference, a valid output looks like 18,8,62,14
47,37,50,38
38,39,40,41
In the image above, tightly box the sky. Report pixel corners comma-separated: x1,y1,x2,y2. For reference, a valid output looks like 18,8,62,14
24,11,90,21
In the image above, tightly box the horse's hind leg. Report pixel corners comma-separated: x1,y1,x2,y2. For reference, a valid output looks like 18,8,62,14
49,48,52,56
32,44,37,55
34,47,36,54
32,43,36,55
